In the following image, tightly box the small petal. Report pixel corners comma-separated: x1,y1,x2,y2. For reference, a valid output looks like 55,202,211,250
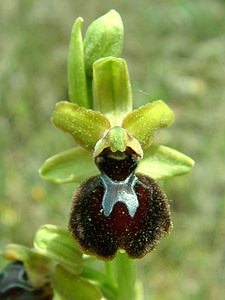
137,144,195,179
69,173,172,259
52,101,111,150
122,100,175,149
93,126,143,159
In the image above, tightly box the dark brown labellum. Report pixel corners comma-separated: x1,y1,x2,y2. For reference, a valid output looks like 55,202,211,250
69,173,172,259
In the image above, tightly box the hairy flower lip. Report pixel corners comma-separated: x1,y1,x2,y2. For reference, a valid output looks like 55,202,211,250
69,173,172,260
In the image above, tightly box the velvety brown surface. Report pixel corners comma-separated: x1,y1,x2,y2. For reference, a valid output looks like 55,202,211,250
69,173,172,259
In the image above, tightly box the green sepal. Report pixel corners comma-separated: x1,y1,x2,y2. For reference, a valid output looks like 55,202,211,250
67,17,90,107
137,144,195,179
34,225,83,275
84,9,123,76
93,57,132,126
122,100,175,149
2,244,51,287
52,101,111,150
53,265,103,300
39,147,98,184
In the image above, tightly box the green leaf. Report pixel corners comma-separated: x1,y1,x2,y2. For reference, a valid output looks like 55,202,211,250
137,144,195,179
53,265,102,300
93,57,132,126
84,9,123,76
39,147,98,184
3,244,51,287
52,101,111,150
122,100,175,149
34,225,83,274
68,17,90,107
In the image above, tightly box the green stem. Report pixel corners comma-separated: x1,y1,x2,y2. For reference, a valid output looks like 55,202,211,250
115,252,136,300
105,261,116,284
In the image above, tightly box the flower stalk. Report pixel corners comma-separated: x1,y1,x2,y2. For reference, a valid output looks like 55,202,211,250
115,252,136,300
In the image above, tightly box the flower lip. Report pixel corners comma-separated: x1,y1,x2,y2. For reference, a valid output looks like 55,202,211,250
69,173,172,260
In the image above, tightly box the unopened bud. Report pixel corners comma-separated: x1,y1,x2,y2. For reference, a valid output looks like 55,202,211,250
84,10,124,76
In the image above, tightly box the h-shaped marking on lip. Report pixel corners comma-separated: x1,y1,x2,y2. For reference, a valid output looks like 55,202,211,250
101,172,139,218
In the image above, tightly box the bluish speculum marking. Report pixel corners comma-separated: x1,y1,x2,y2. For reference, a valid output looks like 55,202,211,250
101,172,139,217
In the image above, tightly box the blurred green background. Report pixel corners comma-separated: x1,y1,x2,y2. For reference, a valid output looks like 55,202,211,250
1,0,225,299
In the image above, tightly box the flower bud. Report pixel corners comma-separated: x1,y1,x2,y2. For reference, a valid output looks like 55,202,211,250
84,10,124,76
